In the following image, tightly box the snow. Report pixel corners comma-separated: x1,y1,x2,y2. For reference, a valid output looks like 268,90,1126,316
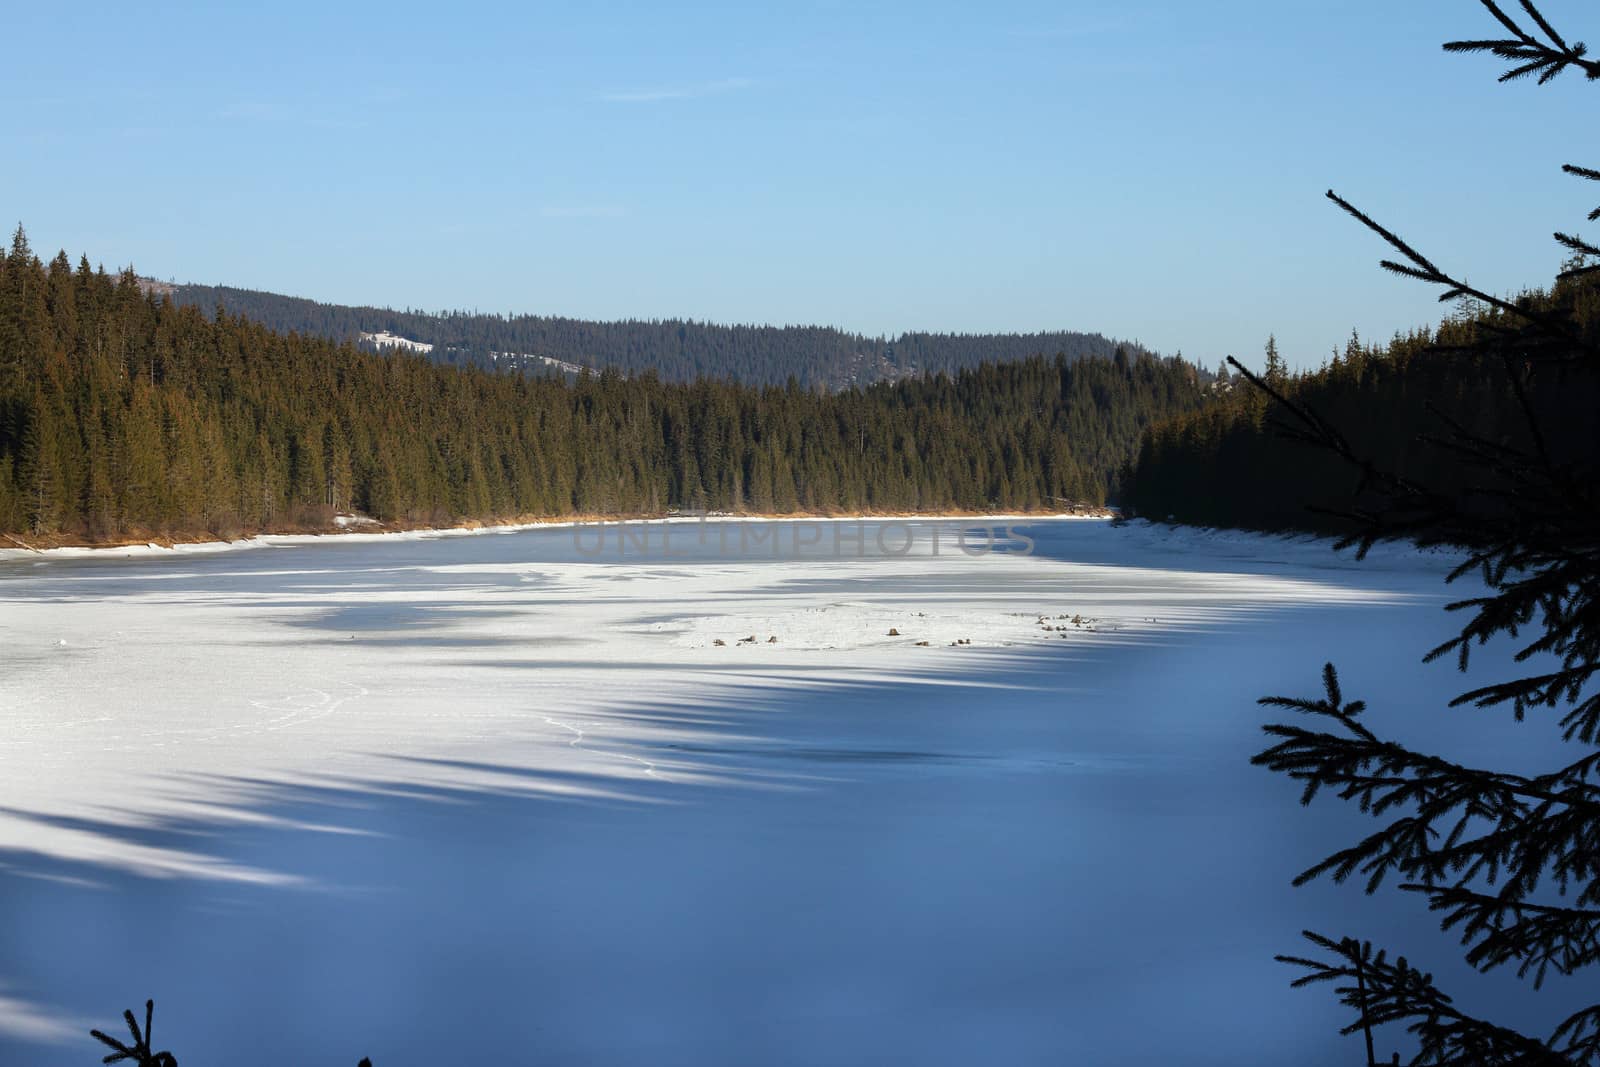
0,512,1106,564
0,519,1581,1064
350,331,593,375
496,350,592,375
359,330,434,354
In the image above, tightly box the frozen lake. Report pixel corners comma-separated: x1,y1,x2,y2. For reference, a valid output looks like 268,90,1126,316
0,518,1581,1064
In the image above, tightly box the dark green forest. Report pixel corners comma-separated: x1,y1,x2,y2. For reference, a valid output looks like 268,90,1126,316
1121,271,1600,535
158,280,1156,391
0,229,1205,542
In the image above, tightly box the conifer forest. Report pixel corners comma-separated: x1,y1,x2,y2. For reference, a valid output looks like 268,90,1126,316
1121,277,1600,535
0,229,1204,541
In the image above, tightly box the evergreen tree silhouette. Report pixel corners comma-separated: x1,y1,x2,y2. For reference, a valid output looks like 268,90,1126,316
89,1001,176,1067
1244,3,1600,1062
87,999,375,1066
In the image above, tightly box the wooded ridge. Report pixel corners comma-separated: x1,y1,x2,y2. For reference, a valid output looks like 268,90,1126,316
0,229,1205,543
156,279,1159,391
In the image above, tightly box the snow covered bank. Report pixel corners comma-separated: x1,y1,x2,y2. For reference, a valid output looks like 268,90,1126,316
1113,516,1458,566
0,511,1106,563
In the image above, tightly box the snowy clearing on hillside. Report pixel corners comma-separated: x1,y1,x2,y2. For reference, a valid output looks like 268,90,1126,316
359,330,433,354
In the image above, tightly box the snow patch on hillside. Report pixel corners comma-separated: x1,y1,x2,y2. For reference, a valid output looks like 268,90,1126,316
360,331,434,354
493,350,593,376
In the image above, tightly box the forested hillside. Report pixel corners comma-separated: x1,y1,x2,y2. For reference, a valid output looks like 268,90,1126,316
1120,273,1600,534
157,280,1155,390
1,230,1205,542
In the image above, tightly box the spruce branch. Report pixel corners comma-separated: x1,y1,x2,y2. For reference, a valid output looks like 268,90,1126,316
1255,664,1600,1000
1413,885,1600,986
1243,2,1600,1062
88,1001,370,1066
1444,0,1600,83
1560,165,1600,227
89,1000,176,1067
1326,191,1590,352
1279,932,1583,1064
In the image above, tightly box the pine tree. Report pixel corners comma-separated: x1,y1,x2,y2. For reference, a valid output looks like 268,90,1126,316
20,389,61,534
1241,4,1600,1062
1263,334,1287,389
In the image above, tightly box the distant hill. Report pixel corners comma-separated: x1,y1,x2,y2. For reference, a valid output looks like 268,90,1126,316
150,280,1159,390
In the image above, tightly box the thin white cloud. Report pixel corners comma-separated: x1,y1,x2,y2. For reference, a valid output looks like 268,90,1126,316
1006,15,1145,40
215,102,366,130
598,77,753,104
1,94,70,107
364,86,413,104
539,205,627,219
215,101,287,122
0,988,79,1045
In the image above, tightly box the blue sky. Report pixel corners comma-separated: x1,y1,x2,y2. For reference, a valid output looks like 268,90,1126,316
3,0,1593,370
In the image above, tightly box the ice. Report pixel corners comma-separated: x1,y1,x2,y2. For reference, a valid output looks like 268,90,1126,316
0,519,1580,1064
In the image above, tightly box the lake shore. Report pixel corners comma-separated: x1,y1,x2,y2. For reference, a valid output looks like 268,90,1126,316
0,508,1114,561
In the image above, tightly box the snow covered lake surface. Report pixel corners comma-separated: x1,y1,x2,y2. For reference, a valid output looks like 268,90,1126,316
0,517,1584,1064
